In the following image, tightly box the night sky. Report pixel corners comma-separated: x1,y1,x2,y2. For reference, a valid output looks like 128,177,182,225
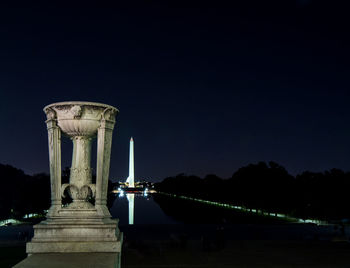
1,1,350,181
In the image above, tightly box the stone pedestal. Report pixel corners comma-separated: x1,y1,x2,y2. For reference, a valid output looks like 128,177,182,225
25,102,122,257
14,253,121,268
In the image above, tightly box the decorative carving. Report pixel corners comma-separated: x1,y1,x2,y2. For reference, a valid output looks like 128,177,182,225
88,106,103,119
44,108,56,120
87,183,96,197
70,105,82,119
102,107,117,121
61,183,73,198
70,167,93,184
54,105,70,113
61,183,96,209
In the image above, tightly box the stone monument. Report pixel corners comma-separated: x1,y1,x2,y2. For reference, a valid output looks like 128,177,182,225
26,101,122,256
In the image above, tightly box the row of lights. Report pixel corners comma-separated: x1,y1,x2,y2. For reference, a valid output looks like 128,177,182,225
117,188,149,197
0,211,48,227
160,192,326,225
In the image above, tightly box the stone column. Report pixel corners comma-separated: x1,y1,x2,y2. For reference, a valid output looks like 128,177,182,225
68,136,94,209
44,108,62,218
70,137,93,186
96,108,116,218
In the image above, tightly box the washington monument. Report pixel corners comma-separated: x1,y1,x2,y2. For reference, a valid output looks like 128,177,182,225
126,137,135,188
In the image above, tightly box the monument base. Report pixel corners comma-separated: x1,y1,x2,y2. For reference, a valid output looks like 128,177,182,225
27,239,123,254
26,217,123,254
13,252,121,268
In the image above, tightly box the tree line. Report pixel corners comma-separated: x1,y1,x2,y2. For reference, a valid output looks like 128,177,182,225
155,161,350,221
0,164,50,220
0,164,116,221
1,161,350,222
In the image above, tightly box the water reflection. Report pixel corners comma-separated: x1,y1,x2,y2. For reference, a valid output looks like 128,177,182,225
111,190,177,225
126,194,134,225
118,189,137,225
125,190,149,225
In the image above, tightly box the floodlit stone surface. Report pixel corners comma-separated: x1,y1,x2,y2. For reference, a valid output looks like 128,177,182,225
13,253,120,268
20,101,122,263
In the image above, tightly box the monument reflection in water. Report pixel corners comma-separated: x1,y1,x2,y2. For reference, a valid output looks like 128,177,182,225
118,190,149,225
127,194,134,225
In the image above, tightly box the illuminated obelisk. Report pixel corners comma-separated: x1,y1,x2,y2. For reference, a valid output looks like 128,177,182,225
126,137,135,188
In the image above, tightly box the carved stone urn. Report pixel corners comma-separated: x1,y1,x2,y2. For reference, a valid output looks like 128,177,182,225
26,101,122,255
47,102,116,210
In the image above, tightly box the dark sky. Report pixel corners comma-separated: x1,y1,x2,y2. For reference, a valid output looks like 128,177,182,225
1,1,350,181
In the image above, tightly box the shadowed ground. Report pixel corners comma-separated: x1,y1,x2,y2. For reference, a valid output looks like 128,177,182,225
121,224,350,268
2,224,350,267
122,240,350,268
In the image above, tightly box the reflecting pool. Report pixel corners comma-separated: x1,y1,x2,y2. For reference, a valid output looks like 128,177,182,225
110,192,296,226
110,192,177,225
